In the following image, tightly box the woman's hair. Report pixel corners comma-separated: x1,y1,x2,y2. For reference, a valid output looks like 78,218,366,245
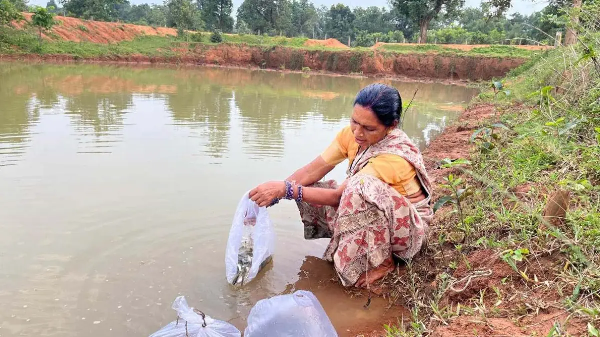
353,83,402,127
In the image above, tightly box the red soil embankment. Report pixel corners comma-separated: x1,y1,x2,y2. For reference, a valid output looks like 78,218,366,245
1,44,526,80
1,43,526,80
13,13,176,43
187,44,525,80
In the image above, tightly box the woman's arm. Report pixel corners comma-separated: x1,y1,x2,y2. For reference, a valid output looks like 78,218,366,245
300,180,348,207
249,180,348,208
286,155,335,186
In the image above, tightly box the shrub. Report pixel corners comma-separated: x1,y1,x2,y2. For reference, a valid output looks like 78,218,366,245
210,30,222,43
190,32,203,43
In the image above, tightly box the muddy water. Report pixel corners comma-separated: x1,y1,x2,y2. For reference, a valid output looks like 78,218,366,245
0,63,478,336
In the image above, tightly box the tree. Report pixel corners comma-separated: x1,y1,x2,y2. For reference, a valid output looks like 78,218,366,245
289,0,317,36
147,5,167,27
236,0,291,35
564,0,582,45
166,0,202,35
234,19,251,34
0,0,22,26
353,6,395,34
391,0,464,43
31,6,56,44
324,4,354,43
45,0,60,13
198,0,234,32
8,0,27,11
60,0,128,21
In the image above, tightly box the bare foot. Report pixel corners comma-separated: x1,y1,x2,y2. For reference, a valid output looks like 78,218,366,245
355,257,395,288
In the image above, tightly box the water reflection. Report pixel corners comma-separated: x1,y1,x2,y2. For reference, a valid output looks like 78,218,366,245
167,82,232,158
0,63,478,166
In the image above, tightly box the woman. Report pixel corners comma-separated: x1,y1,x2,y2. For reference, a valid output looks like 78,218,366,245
249,83,433,287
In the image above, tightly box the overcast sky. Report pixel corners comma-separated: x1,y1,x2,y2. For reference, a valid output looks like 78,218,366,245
30,0,549,16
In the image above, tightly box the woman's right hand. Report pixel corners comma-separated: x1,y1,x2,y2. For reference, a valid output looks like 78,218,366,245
249,181,286,207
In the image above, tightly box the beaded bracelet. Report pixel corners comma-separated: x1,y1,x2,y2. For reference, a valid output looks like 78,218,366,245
268,198,280,207
284,180,294,200
295,185,303,203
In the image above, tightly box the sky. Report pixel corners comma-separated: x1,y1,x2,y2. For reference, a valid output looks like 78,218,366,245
30,0,549,16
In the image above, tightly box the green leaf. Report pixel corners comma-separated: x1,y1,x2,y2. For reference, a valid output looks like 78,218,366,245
433,195,454,213
541,85,554,96
440,158,471,168
491,123,509,130
457,187,474,201
481,142,495,152
588,323,599,337
470,127,489,143
452,178,464,186
558,120,579,135
508,248,529,262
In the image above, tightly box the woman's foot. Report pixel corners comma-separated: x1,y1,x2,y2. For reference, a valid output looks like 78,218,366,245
355,256,395,288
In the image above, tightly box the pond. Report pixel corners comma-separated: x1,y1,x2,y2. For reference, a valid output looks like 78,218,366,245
0,63,478,336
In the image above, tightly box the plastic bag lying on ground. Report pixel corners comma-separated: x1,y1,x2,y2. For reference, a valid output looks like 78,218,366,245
225,192,274,286
150,296,241,337
244,290,338,337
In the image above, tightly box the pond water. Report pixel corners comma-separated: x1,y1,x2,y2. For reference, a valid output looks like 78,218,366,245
0,63,478,336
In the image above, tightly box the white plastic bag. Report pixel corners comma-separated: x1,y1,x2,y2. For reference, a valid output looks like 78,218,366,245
243,290,338,337
225,192,275,285
149,296,241,337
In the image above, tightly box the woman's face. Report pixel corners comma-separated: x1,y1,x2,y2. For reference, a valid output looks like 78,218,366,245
350,104,395,147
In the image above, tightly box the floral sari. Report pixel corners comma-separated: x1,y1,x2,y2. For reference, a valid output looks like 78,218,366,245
297,128,433,286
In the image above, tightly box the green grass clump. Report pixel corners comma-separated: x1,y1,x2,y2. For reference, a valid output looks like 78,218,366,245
221,34,308,47
468,45,536,58
378,42,536,58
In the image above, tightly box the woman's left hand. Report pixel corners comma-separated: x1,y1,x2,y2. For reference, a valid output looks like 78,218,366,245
249,181,285,207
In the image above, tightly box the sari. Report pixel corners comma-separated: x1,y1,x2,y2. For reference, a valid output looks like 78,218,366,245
297,128,433,286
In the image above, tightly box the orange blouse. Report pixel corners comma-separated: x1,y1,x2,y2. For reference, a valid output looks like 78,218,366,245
321,126,421,196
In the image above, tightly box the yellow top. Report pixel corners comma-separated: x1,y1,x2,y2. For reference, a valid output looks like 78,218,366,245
321,126,421,196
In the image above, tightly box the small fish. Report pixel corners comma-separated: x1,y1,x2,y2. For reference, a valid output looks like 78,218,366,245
231,237,273,286
232,239,253,286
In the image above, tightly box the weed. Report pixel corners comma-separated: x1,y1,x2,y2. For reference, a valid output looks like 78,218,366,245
348,52,363,73
77,24,88,32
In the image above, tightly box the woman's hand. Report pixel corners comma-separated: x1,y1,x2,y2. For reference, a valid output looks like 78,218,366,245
249,181,285,207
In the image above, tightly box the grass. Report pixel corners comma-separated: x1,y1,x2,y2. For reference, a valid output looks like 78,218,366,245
383,16,600,337
378,43,537,58
0,26,177,57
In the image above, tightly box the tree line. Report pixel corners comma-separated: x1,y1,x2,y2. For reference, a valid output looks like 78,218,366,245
1,0,578,46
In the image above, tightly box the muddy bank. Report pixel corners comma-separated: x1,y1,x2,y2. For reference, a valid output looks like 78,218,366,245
284,256,408,337
0,43,526,81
